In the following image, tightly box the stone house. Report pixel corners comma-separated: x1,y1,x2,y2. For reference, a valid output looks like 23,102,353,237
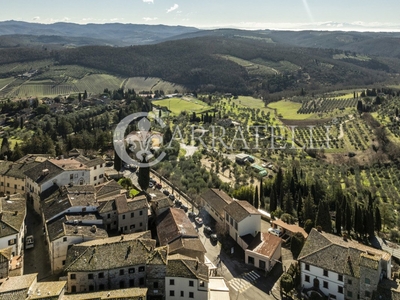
200,188,232,225
298,228,391,300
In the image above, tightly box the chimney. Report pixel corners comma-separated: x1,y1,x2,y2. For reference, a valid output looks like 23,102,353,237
42,169,49,176
195,260,199,270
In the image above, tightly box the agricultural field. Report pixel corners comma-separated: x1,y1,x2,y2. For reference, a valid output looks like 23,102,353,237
268,100,312,120
0,77,16,91
297,98,358,114
74,74,124,94
0,59,54,76
217,55,278,76
333,53,371,61
124,77,185,94
7,80,79,98
152,97,212,115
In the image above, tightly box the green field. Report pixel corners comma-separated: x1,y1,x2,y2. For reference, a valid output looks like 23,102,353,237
234,96,275,112
218,55,278,76
74,74,124,94
0,77,16,91
268,100,311,120
124,77,185,94
152,97,212,115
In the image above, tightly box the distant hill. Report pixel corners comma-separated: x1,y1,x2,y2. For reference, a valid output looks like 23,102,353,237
0,21,199,46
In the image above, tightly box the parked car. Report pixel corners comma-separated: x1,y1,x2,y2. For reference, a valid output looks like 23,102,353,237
180,205,188,212
25,235,34,249
203,226,213,236
188,211,197,219
169,194,175,200
268,227,282,237
149,182,154,188
155,183,162,189
210,234,218,243
174,200,182,207
150,178,157,184
163,190,170,196
195,217,203,226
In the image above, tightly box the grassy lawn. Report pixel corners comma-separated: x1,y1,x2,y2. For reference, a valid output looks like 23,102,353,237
129,188,140,198
153,97,212,115
267,100,313,120
234,96,274,112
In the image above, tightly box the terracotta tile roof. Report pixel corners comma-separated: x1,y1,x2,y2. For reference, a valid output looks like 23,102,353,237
272,219,308,239
166,257,209,282
224,200,260,222
201,188,233,216
0,194,26,238
156,208,198,246
61,287,148,300
247,232,281,257
298,229,391,278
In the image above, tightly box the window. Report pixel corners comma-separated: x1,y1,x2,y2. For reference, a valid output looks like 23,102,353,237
70,274,76,280
139,278,144,285
225,212,229,221
323,281,328,289
120,281,125,288
199,281,205,287
234,221,238,230
123,214,126,220
127,279,134,287
365,291,371,298
139,222,143,227
329,294,336,299
189,292,194,298
305,264,310,271
323,269,328,277
99,284,105,290
99,272,104,278
259,260,266,269
94,166,97,170
107,213,111,219
365,277,370,284
305,275,310,282
138,266,145,272
129,268,135,273
130,225,135,229
170,290,175,296
62,260,66,265
131,212,134,218
88,274,94,279
170,279,175,285
94,176,97,181
63,237,67,242
189,280,194,287
6,183,9,187
89,285,94,291
230,217,233,226
348,279,352,285
99,174,104,179
8,239,15,245
120,269,124,275
71,286,76,293
338,274,343,282
153,282,159,288
338,286,343,294
180,291,184,297
124,226,127,231
140,210,143,215
14,184,17,189
347,291,353,298
248,256,254,265
70,174,73,180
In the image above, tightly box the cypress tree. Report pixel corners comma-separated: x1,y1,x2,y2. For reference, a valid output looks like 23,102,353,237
138,155,150,192
269,185,277,212
375,206,382,233
335,201,342,235
254,186,259,209
315,200,332,233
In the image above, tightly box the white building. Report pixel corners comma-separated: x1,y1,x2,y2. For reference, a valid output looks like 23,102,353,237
25,156,105,214
200,188,232,225
0,194,26,257
245,232,281,273
224,200,261,250
165,255,209,300
299,229,392,300
46,214,108,273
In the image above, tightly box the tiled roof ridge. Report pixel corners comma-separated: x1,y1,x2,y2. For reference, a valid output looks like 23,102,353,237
298,243,333,261
64,246,92,271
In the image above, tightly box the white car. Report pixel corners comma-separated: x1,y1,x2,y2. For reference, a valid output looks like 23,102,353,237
268,228,282,237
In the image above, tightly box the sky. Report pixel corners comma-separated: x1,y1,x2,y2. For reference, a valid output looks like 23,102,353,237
2,0,400,31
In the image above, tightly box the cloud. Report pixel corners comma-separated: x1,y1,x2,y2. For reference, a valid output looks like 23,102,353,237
166,4,179,13
143,0,154,3
33,16,40,21
143,17,158,22
63,17,70,22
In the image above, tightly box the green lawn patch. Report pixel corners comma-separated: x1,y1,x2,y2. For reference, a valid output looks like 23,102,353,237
153,97,212,115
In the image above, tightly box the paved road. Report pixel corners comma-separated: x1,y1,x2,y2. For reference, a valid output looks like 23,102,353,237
24,204,52,280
